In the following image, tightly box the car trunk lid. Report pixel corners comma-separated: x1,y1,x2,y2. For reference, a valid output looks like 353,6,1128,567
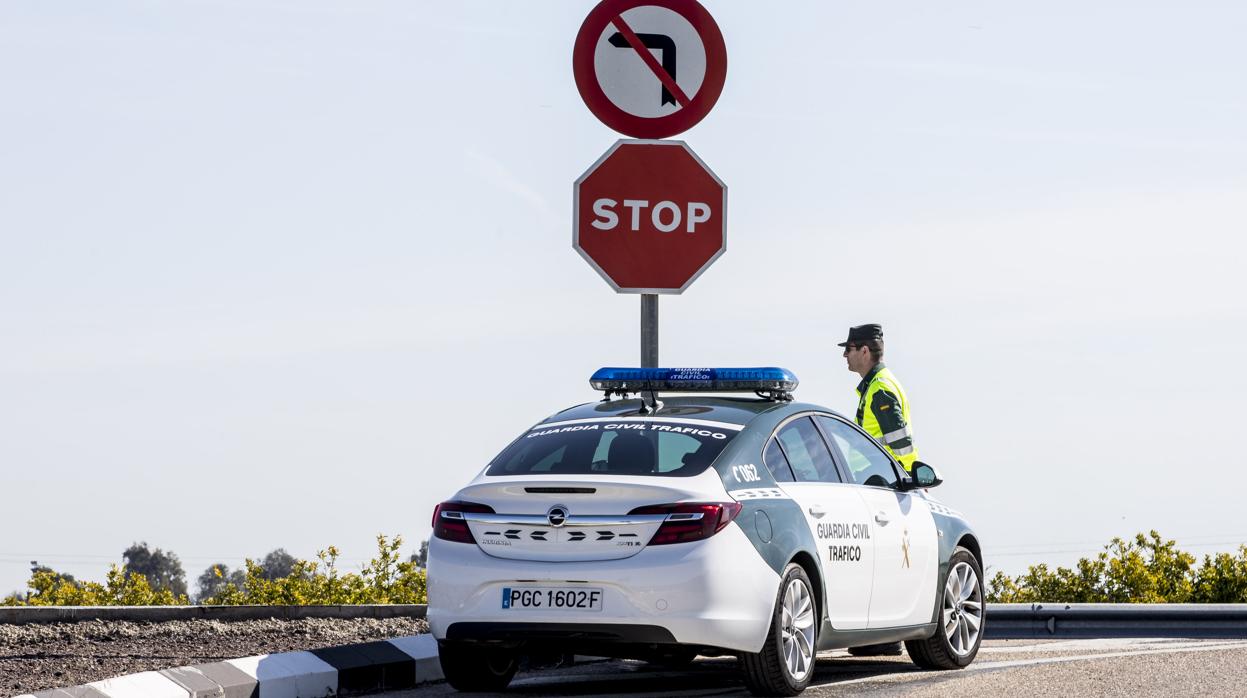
453,477,714,562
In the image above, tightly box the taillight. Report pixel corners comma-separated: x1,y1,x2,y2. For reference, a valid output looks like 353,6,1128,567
628,502,744,545
432,500,495,544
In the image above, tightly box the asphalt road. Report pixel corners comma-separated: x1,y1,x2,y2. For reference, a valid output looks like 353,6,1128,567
390,638,1247,697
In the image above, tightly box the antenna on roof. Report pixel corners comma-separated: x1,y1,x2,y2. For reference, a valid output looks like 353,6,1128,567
638,389,664,414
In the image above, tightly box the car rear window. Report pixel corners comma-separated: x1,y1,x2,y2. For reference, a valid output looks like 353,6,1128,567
487,419,741,477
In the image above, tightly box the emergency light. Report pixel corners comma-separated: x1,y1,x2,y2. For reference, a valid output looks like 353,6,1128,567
590,367,798,398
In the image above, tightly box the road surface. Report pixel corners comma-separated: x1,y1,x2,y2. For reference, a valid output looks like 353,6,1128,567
388,638,1247,697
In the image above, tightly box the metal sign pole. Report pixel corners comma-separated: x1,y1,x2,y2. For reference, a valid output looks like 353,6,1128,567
641,294,658,367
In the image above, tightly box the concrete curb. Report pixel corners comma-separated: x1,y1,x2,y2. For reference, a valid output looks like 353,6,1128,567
0,605,427,625
13,635,443,698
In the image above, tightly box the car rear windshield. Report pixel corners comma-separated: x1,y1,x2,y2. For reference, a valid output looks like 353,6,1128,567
487,419,741,477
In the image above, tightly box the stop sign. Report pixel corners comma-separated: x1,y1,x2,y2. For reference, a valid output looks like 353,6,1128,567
574,140,726,294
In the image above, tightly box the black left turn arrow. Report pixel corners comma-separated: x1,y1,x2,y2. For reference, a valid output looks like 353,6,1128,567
608,32,678,106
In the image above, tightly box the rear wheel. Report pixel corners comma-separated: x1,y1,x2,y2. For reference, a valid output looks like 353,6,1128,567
438,641,519,692
741,563,817,696
906,546,984,670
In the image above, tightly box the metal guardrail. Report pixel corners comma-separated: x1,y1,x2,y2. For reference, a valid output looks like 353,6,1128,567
0,604,428,624
986,603,1247,639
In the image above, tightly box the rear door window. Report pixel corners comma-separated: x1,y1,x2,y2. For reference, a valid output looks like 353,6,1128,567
489,419,739,477
774,417,842,483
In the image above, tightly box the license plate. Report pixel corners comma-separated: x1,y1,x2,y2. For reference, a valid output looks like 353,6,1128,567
501,586,604,611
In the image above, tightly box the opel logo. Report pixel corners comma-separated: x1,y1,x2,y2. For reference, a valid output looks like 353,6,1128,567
547,505,568,527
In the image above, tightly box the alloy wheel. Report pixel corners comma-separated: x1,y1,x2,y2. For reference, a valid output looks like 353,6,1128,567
780,577,816,680
942,561,983,656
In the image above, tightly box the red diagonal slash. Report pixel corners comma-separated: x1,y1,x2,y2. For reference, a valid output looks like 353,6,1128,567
609,15,692,108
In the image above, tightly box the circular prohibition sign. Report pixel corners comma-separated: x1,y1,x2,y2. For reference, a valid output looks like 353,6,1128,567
573,0,728,139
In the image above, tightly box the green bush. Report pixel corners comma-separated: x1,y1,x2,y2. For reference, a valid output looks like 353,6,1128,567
1192,548,1247,602
988,530,1247,603
2,566,187,606
201,534,426,605
3,534,426,607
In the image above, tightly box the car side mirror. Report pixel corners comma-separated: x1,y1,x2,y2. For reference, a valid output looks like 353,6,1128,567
910,461,943,489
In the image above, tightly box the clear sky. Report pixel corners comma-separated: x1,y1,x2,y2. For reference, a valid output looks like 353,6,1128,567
2,1,1245,596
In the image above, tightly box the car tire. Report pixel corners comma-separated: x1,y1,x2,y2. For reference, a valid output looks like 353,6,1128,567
438,640,519,692
906,546,984,670
741,563,818,696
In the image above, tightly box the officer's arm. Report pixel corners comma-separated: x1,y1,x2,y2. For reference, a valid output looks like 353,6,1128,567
870,390,914,457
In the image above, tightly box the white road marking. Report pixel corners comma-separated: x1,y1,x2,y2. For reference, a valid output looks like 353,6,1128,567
979,637,1234,654
821,639,1247,688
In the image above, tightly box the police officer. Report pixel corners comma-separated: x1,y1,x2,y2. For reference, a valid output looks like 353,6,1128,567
839,323,917,471
839,323,916,658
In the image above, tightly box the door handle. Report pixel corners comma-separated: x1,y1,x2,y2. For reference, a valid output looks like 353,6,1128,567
808,505,828,518
874,511,890,525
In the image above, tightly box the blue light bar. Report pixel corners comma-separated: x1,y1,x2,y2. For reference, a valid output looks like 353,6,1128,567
590,367,799,394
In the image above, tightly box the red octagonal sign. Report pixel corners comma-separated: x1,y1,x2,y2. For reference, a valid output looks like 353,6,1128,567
574,140,726,294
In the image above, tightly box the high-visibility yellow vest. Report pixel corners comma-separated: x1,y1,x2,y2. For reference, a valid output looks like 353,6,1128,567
855,365,918,471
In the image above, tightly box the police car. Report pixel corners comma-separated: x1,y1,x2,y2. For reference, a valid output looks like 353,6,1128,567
427,368,983,696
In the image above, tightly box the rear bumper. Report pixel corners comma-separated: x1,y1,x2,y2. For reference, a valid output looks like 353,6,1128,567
427,524,779,653
446,621,677,644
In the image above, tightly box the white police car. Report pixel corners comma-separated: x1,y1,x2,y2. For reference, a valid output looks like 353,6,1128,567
427,368,983,695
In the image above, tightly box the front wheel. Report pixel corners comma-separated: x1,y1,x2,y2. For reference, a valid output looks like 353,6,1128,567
906,546,984,669
438,641,519,692
741,563,818,696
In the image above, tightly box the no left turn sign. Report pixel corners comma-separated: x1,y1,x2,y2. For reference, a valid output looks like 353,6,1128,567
573,0,727,139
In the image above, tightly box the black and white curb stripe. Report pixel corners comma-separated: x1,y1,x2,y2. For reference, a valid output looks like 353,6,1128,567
14,635,441,698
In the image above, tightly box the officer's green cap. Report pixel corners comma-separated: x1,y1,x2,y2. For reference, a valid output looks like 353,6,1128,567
837,323,883,347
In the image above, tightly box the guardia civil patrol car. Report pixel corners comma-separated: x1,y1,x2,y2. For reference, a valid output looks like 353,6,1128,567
427,368,983,696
